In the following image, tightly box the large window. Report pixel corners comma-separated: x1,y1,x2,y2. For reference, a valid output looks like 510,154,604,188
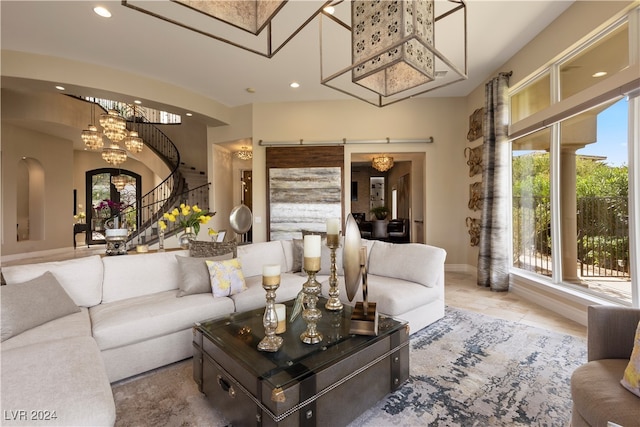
512,129,551,276
510,13,638,306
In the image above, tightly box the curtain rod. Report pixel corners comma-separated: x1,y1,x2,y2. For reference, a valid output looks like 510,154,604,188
258,137,434,147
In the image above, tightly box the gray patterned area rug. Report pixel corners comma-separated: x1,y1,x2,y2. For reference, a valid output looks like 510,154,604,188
112,307,586,427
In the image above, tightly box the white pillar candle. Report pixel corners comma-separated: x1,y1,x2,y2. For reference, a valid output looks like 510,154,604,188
263,264,281,277
304,235,322,258
275,304,286,334
326,218,340,235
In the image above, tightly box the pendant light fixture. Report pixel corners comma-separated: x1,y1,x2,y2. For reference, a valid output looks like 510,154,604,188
99,109,127,143
102,143,128,166
372,154,394,172
81,102,103,150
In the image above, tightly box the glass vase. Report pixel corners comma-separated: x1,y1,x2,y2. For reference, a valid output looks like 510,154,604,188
178,226,196,249
158,229,165,252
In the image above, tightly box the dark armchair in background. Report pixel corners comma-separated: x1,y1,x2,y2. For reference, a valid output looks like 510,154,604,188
387,218,409,243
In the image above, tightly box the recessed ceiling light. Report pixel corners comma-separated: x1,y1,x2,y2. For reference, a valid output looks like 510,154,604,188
246,87,256,93
134,100,142,105
185,112,193,117
55,85,65,91
290,82,300,88
592,71,607,78
93,6,111,18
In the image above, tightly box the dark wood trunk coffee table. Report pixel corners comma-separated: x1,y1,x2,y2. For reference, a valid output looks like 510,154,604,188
193,298,409,426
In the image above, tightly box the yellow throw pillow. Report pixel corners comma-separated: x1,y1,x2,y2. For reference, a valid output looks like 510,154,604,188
621,320,640,397
205,258,247,298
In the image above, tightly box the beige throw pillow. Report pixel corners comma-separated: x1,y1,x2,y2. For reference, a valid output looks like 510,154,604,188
1,271,80,342
176,253,233,297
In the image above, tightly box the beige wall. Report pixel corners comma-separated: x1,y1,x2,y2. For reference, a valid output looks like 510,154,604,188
247,98,469,264
1,124,73,255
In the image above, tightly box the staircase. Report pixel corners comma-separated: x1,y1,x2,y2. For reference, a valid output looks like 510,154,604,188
121,119,210,249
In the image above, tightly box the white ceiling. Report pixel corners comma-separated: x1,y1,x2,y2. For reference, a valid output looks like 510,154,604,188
1,0,575,111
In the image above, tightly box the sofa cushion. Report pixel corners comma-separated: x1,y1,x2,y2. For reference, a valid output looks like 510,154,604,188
1,309,91,351
571,359,639,427
1,272,80,342
90,290,235,351
290,237,344,275
231,273,304,313
101,250,188,303
321,275,439,317
368,241,446,288
206,258,247,297
291,238,303,272
238,241,287,278
1,336,115,426
1,255,103,307
189,240,237,258
621,320,640,397
175,253,233,297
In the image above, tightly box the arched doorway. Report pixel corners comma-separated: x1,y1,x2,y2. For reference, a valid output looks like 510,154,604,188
86,168,141,245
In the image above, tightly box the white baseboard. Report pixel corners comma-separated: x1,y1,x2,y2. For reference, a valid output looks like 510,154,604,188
510,280,588,326
445,264,475,274
445,265,611,327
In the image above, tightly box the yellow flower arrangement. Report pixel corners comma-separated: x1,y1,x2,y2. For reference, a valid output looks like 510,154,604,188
162,204,215,235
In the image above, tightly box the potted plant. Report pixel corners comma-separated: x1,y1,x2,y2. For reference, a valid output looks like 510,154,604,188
370,205,389,221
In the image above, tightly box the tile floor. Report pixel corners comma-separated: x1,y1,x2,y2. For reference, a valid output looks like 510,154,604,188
446,271,586,339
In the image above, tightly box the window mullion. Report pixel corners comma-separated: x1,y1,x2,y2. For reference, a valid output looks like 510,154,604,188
549,64,563,284
550,122,563,285
628,89,640,307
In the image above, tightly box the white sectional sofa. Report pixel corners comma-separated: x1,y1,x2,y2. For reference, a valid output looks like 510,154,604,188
0,239,446,426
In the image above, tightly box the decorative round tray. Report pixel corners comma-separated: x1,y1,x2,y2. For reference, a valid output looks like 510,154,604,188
342,214,362,302
229,204,252,234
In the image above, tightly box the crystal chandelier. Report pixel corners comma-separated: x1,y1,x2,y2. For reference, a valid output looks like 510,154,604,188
123,130,144,153
235,146,253,160
99,109,127,143
102,143,128,166
81,124,103,150
372,155,394,172
81,103,103,150
111,174,133,192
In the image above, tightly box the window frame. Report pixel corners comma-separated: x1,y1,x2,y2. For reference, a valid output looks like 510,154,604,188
508,10,640,308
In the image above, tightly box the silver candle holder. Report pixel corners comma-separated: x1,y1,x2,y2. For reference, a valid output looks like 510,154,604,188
325,233,343,311
257,273,283,352
300,256,323,344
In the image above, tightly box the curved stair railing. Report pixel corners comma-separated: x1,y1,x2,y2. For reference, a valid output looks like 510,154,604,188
124,119,186,248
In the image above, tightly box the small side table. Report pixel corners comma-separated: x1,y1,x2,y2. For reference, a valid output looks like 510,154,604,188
73,223,88,249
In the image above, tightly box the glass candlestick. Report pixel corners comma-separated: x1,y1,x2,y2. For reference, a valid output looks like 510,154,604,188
257,271,283,352
325,233,343,311
158,229,165,252
300,256,323,345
